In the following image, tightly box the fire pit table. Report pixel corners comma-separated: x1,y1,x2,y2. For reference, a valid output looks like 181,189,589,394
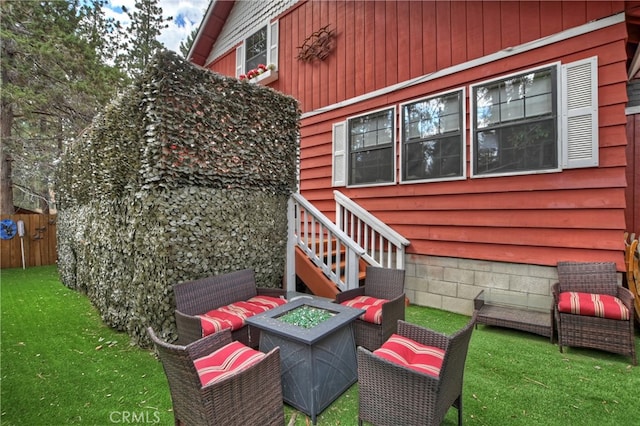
245,297,364,424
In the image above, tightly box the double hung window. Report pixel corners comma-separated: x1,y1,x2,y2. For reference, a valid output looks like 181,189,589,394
471,57,597,177
472,67,558,176
401,90,464,181
347,108,395,186
235,21,279,84
244,26,267,72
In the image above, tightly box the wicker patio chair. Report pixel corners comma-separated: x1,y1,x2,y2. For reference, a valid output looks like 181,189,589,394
357,312,478,426
147,327,284,426
335,266,405,351
553,261,637,365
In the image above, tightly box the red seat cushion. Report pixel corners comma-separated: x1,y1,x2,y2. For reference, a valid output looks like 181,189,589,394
193,341,265,386
198,301,275,337
340,295,387,324
557,292,630,320
373,334,445,378
247,295,287,310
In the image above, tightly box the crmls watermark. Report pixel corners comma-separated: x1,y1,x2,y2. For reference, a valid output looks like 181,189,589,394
109,410,161,424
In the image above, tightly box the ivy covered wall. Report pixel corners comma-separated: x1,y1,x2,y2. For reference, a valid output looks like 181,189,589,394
56,51,300,346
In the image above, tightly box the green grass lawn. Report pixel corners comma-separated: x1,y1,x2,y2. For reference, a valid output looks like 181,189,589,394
2,265,638,425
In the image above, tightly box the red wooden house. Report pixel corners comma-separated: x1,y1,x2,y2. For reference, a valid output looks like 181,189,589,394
188,0,640,314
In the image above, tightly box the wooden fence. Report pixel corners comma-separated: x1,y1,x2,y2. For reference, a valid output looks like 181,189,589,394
0,214,57,269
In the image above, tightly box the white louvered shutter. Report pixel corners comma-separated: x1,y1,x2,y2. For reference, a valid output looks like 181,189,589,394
269,20,279,67
332,122,347,187
235,45,244,77
561,56,599,168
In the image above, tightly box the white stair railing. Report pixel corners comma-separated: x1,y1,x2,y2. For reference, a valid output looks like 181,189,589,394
334,190,410,270
286,193,365,293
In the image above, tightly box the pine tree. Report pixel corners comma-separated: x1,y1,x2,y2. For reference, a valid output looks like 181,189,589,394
0,0,126,213
179,27,199,58
118,0,172,79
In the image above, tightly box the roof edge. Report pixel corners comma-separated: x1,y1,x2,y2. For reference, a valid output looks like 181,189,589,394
187,0,235,66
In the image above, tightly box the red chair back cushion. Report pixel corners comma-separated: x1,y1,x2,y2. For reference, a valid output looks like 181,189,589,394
198,297,288,337
340,295,387,324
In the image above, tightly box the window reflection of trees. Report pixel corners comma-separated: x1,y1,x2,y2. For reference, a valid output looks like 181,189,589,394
246,26,267,71
349,109,394,185
402,92,462,180
474,68,556,174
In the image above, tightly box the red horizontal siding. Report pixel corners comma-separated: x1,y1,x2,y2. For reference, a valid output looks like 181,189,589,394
600,104,628,127
352,188,626,211
397,226,622,250
302,160,627,196
300,19,627,267
383,209,623,230
407,242,623,268
203,1,628,268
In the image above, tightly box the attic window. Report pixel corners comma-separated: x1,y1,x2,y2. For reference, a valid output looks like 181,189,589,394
245,26,267,72
236,21,279,85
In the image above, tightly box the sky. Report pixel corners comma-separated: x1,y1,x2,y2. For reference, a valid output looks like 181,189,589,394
103,0,210,54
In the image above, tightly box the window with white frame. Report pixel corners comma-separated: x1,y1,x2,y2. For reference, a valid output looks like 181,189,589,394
245,26,267,71
401,90,464,181
472,66,558,175
235,21,279,82
471,57,598,177
347,108,395,186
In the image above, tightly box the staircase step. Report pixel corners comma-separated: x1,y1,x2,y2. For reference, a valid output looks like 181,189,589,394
295,246,340,299
296,236,372,298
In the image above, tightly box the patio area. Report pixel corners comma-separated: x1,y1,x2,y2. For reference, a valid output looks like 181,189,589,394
1,265,638,425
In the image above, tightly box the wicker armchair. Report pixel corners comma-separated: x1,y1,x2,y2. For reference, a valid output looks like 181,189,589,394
553,262,637,365
147,327,284,426
357,312,478,426
335,266,405,351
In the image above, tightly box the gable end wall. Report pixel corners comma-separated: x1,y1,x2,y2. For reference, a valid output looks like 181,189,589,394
206,0,298,66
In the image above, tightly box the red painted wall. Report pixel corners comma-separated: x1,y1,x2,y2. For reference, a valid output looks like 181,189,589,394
204,1,629,269
207,1,623,112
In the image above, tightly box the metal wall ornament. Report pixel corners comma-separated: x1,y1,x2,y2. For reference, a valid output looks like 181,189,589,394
297,25,336,62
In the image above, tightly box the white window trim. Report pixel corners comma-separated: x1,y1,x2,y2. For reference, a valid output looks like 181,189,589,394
338,106,397,188
469,62,563,179
399,87,467,184
235,20,279,84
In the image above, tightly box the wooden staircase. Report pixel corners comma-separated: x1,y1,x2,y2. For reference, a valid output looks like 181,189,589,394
294,239,367,299
287,192,409,296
